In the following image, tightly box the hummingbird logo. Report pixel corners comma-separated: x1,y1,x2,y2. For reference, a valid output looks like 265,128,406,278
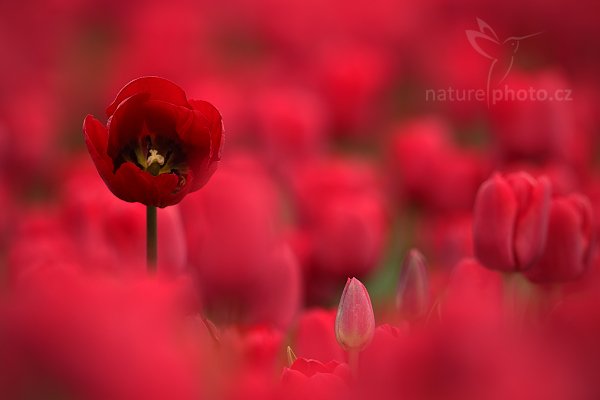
466,18,541,106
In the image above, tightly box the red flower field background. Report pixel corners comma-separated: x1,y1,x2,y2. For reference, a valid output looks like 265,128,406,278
1,0,600,399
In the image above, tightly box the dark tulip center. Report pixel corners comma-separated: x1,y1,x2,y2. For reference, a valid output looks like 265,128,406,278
115,135,188,190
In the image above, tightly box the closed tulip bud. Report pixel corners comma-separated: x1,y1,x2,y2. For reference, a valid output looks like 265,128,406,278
335,278,375,351
396,249,430,320
473,172,551,272
526,194,594,282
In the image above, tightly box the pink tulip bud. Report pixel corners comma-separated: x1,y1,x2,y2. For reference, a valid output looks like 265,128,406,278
396,249,430,320
335,277,375,351
526,194,594,282
473,172,551,272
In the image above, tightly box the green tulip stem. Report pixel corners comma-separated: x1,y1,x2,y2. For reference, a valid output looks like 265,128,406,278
348,348,360,377
147,205,157,273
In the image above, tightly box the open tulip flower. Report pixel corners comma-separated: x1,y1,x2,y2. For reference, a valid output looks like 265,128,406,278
83,76,223,208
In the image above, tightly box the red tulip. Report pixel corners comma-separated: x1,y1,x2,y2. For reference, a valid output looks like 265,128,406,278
526,194,594,282
0,266,202,400
335,278,375,351
83,76,223,207
415,213,474,270
293,309,345,363
290,158,388,303
179,154,301,328
490,70,592,171
253,85,326,167
442,258,505,332
473,172,551,272
280,358,351,400
388,117,490,212
314,44,391,135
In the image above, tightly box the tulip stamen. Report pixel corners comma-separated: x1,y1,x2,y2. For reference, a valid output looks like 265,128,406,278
146,149,165,176
147,149,165,166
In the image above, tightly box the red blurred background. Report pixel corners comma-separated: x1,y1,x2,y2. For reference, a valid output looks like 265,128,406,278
1,0,600,398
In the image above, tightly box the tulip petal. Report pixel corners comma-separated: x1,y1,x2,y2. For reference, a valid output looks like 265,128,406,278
106,93,150,161
144,100,211,157
189,99,224,162
509,174,551,269
83,115,118,190
110,163,182,207
106,76,190,117
527,195,594,282
473,174,518,271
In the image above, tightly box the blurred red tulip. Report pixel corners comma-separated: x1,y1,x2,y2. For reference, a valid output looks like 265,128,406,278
83,76,223,207
290,158,388,302
442,258,505,332
222,326,284,370
314,44,391,135
253,85,326,168
388,117,489,212
6,209,79,284
489,71,593,172
473,172,551,272
0,85,60,187
0,267,202,400
60,157,188,276
526,194,594,283
280,358,351,400
293,309,345,363
179,154,301,328
501,162,580,197
415,213,474,270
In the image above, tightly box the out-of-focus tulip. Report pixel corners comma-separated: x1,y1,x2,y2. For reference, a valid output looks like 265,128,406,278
502,162,580,197
83,76,223,207
396,249,430,321
60,157,188,276
198,325,285,400
359,315,579,400
489,70,593,172
179,154,301,328
473,172,551,272
415,213,473,270
442,258,505,332
293,309,345,363
314,44,391,135
526,194,594,283
6,209,79,284
290,157,388,303
335,278,375,351
584,176,600,238
222,327,284,370
0,84,61,188
253,85,326,167
280,358,351,400
0,266,202,400
388,117,490,212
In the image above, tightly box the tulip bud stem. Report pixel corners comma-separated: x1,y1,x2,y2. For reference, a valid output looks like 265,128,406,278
503,273,532,325
348,349,360,377
147,205,157,272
